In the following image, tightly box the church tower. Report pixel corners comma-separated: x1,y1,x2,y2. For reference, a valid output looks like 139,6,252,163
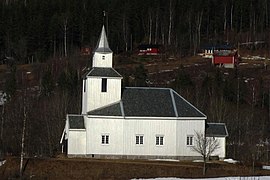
82,26,122,114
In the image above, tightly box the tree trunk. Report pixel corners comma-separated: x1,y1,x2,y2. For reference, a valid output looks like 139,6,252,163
230,2,234,30
53,37,56,58
0,103,4,158
0,103,4,143
203,156,206,176
20,93,27,178
148,10,152,44
155,8,159,44
64,19,68,57
265,0,268,28
168,0,173,46
123,14,128,52
224,3,227,34
197,11,203,51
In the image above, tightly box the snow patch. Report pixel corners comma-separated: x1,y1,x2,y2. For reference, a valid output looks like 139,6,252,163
223,158,239,164
149,159,180,162
0,160,6,167
132,176,270,180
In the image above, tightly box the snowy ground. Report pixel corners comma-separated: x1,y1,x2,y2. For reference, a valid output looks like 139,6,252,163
132,177,270,180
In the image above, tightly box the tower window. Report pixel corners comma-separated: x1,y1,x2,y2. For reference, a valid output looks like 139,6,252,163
102,56,105,60
101,78,107,92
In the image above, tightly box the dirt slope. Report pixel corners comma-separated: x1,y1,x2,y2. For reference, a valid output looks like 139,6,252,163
1,157,270,180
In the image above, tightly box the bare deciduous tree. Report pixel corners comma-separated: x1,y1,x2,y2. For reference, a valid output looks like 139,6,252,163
192,131,220,176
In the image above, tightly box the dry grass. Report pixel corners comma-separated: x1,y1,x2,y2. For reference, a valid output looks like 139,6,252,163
1,157,270,180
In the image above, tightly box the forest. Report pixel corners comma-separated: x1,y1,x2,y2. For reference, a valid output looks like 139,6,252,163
1,0,270,61
1,0,270,163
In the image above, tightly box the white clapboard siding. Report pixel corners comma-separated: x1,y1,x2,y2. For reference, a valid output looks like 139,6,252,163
86,78,122,112
68,130,86,155
84,117,206,157
123,119,177,156
85,117,124,155
81,79,88,114
92,52,113,68
176,120,205,156
209,137,226,158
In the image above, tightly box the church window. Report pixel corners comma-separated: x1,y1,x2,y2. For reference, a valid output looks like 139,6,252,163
101,134,109,144
101,78,107,92
102,55,105,60
136,135,144,145
156,135,164,146
186,135,194,146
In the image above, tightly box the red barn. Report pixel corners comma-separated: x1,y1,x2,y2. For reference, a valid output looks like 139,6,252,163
138,44,160,55
212,50,238,68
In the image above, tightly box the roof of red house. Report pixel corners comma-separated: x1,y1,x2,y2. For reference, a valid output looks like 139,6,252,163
213,50,237,57
138,44,160,49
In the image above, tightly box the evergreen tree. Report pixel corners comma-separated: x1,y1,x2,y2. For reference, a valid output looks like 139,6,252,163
134,64,147,87
4,66,17,99
41,68,54,96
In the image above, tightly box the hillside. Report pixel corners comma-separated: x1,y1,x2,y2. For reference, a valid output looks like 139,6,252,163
1,51,270,174
1,157,270,179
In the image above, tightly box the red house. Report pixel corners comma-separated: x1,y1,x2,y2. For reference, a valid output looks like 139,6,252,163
212,50,238,68
80,46,92,56
138,44,160,55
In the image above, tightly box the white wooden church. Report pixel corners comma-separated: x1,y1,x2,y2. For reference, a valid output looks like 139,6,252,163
60,26,228,160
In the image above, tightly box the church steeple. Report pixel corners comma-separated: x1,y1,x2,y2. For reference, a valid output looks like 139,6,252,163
81,25,122,114
92,25,113,68
95,26,112,53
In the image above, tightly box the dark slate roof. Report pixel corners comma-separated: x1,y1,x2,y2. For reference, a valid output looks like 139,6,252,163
206,123,228,137
68,115,85,129
173,92,205,117
88,87,206,118
88,102,122,116
122,88,175,117
86,67,122,78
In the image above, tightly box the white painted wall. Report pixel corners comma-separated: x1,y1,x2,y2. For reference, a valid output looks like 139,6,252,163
68,130,86,155
176,120,205,157
85,117,124,155
82,79,87,114
123,119,177,156
83,117,206,157
93,52,113,68
86,78,122,112
208,137,226,159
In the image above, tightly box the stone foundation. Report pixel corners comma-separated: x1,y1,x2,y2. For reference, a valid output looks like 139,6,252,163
67,154,203,161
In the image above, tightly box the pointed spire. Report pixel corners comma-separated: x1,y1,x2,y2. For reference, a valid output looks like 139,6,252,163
95,25,112,53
